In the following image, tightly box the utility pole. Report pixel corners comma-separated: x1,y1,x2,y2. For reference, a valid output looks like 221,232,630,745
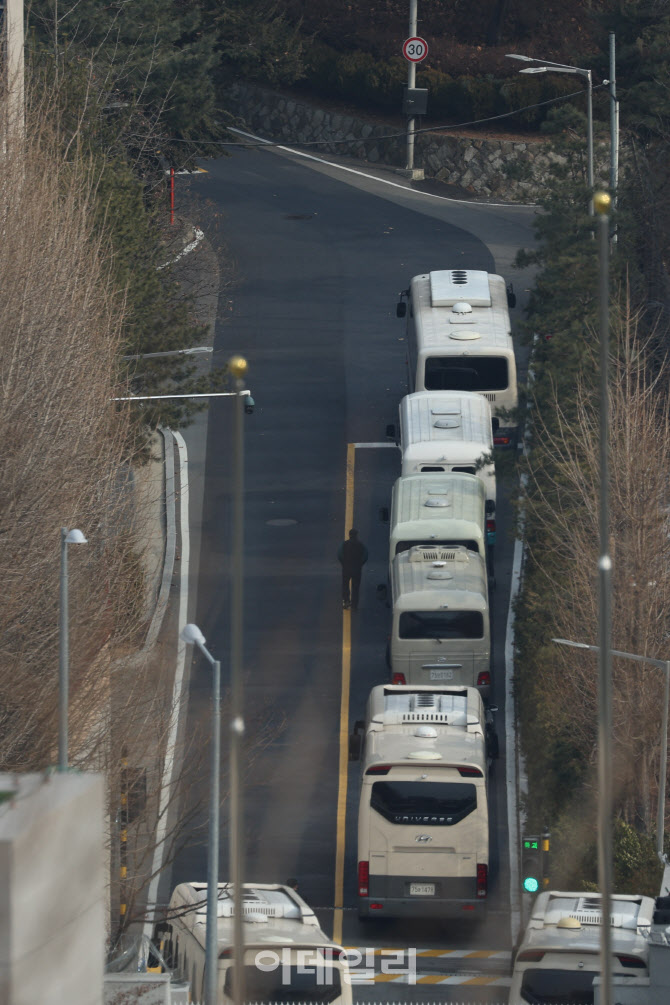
609,32,619,242
406,0,418,172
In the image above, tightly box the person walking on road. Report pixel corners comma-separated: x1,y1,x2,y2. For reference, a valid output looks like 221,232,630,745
338,529,368,611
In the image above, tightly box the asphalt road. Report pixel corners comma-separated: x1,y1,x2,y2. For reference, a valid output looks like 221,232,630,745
170,141,537,1004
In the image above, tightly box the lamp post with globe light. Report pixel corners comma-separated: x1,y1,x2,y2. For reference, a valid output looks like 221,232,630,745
228,354,248,1005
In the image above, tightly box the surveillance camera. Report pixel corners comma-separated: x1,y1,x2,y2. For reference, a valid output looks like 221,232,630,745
244,395,255,415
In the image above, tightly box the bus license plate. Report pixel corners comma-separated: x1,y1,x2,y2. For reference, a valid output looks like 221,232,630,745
430,669,453,681
410,883,435,896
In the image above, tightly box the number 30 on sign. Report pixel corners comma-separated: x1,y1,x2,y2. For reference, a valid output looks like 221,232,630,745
402,37,428,63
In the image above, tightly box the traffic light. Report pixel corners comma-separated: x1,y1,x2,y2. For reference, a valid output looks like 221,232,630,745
541,830,551,889
521,835,542,894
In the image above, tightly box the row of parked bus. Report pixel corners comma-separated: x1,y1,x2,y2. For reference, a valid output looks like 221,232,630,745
350,268,518,921
148,268,520,1001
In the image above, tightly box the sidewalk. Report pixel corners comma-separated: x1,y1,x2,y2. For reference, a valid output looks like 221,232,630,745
108,209,220,964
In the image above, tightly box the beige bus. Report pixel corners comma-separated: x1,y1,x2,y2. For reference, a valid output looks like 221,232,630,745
387,472,494,577
509,891,654,1004
389,544,491,695
351,684,497,919
395,390,496,513
397,268,518,445
151,882,352,1005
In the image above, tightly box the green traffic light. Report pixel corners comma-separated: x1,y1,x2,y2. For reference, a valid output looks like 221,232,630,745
523,876,540,893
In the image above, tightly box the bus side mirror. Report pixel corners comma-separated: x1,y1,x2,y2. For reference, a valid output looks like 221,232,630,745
377,583,389,606
485,500,495,515
396,301,407,318
379,507,389,523
492,416,500,433
386,423,397,442
506,283,517,309
349,720,365,761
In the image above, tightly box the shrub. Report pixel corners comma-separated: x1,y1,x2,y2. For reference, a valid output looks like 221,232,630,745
301,43,580,131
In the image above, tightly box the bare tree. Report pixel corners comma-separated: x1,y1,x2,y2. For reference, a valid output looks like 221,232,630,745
523,292,670,833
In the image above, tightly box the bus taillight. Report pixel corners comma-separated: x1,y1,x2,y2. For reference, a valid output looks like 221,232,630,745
476,864,488,898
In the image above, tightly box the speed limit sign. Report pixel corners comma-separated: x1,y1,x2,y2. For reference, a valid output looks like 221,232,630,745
402,37,428,63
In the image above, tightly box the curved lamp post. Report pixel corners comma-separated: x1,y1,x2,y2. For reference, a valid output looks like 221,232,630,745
553,636,670,865
506,53,594,214
181,623,221,1005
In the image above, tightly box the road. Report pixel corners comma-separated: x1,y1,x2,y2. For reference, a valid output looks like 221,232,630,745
170,140,537,1003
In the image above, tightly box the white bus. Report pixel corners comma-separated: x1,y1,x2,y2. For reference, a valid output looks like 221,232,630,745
150,882,352,1005
394,390,496,513
351,684,497,919
397,268,518,445
388,544,491,696
509,891,654,1004
387,472,493,577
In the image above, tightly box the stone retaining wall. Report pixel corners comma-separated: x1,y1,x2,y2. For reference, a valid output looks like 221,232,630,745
226,82,596,202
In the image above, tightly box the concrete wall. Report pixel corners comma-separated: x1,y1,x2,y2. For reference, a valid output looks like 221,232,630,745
0,772,106,1005
4,0,24,140
226,82,595,203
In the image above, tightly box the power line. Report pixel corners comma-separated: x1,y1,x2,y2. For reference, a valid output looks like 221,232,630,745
166,83,609,151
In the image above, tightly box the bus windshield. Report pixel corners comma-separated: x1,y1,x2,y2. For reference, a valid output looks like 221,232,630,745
424,356,508,391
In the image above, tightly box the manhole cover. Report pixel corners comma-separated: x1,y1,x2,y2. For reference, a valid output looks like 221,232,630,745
266,518,298,526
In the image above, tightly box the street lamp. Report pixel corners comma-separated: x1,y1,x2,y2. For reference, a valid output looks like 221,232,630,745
553,637,670,865
228,355,248,1005
181,623,221,1005
121,347,213,361
59,527,88,771
506,53,594,214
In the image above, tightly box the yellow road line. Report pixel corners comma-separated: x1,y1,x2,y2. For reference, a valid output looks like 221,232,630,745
333,443,356,945
414,949,454,958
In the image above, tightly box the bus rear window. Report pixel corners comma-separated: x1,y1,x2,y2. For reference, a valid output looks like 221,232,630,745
399,610,484,639
371,780,477,825
425,356,509,392
225,964,342,1004
520,968,596,1004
